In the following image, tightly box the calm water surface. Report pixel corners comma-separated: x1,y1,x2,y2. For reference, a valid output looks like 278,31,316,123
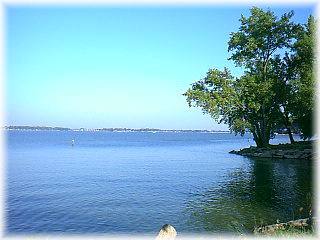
5,131,313,234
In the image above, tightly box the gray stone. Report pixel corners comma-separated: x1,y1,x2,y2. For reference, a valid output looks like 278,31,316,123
261,152,273,158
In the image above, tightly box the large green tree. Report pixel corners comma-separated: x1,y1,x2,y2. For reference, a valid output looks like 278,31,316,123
184,68,278,147
227,7,297,146
291,16,316,139
184,7,314,147
269,54,297,143
270,16,316,141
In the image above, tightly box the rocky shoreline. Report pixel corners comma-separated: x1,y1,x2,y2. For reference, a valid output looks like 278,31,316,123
230,141,314,159
254,217,315,235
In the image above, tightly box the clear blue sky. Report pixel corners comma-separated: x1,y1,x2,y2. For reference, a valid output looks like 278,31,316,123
5,5,315,130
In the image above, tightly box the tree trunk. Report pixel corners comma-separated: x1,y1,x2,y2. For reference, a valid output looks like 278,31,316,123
261,105,267,146
259,58,271,147
259,114,270,147
287,126,295,143
253,121,270,148
265,124,271,146
283,111,295,144
252,125,265,148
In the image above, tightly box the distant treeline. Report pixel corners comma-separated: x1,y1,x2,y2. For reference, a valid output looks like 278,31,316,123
4,126,229,133
95,128,228,133
5,126,72,131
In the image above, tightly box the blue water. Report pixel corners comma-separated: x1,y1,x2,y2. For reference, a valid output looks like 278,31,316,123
5,131,312,234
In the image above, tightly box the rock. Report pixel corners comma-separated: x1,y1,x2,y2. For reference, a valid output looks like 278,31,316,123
260,152,273,158
156,224,177,240
230,141,314,160
252,153,263,157
283,154,297,159
254,217,315,235
274,150,284,156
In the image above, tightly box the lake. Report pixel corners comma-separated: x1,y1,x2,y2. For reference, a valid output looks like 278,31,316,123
5,131,313,234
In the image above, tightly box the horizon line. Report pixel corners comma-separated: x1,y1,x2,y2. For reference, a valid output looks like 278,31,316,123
3,125,230,132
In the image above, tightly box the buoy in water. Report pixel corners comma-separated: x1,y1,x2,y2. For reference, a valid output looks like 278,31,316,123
71,139,75,146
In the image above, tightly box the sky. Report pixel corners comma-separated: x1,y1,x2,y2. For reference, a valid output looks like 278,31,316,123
5,4,315,130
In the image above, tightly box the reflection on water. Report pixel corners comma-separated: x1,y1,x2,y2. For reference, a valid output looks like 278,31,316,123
185,157,313,234
7,131,312,234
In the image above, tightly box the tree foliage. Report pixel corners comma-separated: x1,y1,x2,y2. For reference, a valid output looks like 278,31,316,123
291,16,316,139
184,7,315,147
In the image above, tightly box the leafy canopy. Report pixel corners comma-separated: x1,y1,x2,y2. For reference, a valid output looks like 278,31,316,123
184,7,315,146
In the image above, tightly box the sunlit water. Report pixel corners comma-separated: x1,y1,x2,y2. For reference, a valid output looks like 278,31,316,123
5,131,313,234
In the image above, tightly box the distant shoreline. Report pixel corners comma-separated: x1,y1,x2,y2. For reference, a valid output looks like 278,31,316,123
2,126,230,133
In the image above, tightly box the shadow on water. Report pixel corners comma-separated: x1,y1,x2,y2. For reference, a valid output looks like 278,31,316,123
185,157,313,234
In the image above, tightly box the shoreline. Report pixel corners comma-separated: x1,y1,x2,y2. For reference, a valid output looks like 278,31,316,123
254,217,315,235
3,129,231,133
230,141,314,159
